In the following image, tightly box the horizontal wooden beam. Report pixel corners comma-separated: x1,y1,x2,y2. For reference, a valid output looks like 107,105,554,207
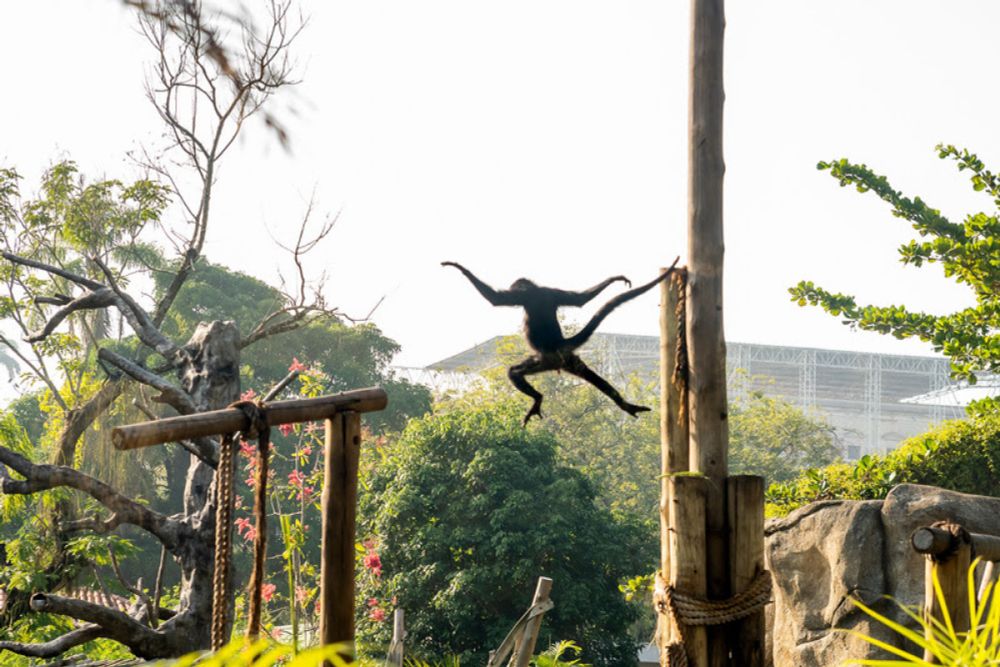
912,524,1000,562
111,388,388,451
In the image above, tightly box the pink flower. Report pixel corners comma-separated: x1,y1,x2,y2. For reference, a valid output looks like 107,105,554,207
261,583,277,603
367,597,379,607
288,470,305,489
239,439,255,459
364,552,382,577
289,358,308,373
362,539,376,550
297,443,312,457
240,388,257,401
369,607,386,622
235,517,256,542
298,486,314,502
304,422,319,435
279,422,295,437
296,586,309,604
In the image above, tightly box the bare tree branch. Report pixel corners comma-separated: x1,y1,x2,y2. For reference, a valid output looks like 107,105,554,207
29,594,170,659
0,447,189,550
55,380,123,467
0,626,105,658
91,257,184,363
24,289,116,343
1,251,103,290
97,349,196,415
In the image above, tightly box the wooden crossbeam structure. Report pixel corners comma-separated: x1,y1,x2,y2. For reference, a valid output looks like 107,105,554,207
111,387,388,653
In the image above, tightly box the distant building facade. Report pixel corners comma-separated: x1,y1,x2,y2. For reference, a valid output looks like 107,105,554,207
395,334,965,460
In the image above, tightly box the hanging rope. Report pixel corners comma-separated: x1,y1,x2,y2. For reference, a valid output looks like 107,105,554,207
211,430,237,650
210,400,271,647
654,569,772,667
242,401,271,640
671,269,689,424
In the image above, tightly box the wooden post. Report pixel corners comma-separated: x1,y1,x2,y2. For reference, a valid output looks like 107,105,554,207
669,476,708,667
727,476,765,666
687,0,728,663
387,609,405,667
512,576,553,667
319,411,362,656
659,268,689,652
913,524,972,663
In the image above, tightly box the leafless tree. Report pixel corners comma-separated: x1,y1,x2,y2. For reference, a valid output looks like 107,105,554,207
0,1,338,658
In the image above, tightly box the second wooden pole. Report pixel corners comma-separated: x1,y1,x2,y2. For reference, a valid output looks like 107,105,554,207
319,411,362,654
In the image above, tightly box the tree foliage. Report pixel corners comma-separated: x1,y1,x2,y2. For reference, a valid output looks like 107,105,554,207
766,412,1000,516
790,146,1000,389
728,385,840,484
357,403,642,666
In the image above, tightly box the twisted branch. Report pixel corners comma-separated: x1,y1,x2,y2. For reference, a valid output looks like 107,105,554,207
0,446,189,550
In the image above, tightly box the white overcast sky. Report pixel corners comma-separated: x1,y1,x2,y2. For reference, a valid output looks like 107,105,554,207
1,1,996,371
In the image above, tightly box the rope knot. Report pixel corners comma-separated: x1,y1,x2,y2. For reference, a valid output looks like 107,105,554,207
654,569,773,667
229,399,269,442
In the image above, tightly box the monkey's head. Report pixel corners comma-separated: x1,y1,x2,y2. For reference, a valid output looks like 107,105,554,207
510,278,537,291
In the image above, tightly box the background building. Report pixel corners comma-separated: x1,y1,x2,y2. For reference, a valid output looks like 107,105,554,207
396,334,967,460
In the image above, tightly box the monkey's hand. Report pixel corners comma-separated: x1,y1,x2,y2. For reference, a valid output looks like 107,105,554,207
441,261,465,270
612,275,632,288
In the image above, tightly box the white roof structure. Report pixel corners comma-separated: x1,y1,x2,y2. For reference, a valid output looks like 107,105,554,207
901,375,1000,407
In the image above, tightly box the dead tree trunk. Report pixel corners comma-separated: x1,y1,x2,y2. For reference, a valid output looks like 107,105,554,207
168,321,242,654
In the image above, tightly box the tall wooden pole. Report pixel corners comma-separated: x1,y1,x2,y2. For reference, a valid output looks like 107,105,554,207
319,411,362,656
687,0,728,663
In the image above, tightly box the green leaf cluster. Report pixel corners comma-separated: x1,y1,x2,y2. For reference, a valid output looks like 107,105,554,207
792,146,1000,385
766,413,1000,516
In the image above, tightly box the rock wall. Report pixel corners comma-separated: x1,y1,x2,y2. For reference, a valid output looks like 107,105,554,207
766,484,1000,665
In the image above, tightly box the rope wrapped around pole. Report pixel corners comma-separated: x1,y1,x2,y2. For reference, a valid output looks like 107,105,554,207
654,569,772,667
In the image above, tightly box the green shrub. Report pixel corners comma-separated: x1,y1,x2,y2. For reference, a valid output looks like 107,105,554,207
766,412,1000,516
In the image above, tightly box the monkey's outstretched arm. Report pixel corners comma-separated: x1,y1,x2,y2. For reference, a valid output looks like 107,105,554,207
441,261,519,306
555,275,632,307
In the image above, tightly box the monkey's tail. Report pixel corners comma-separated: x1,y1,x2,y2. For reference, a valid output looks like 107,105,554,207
565,261,679,350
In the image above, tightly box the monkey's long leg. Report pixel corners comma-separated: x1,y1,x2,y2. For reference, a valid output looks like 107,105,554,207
564,354,650,418
565,263,678,349
508,355,557,425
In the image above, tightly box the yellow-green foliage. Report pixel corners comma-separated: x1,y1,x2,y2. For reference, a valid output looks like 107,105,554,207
767,413,1000,517
154,639,352,667
848,560,1000,665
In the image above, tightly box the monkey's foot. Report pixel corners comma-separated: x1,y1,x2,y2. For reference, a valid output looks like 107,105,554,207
622,403,651,418
523,400,544,426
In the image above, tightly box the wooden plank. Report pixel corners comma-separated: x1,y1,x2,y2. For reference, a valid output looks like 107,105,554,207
319,412,362,656
669,476,708,667
112,388,387,450
727,476,765,666
511,577,553,667
659,268,689,651
686,0,728,662
387,608,405,667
